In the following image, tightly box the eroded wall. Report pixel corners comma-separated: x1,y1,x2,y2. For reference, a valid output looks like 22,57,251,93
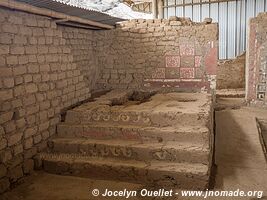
246,13,267,105
217,53,245,89
0,8,97,193
96,18,218,92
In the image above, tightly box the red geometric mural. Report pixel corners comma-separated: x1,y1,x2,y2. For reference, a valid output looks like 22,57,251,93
180,68,195,79
165,55,180,68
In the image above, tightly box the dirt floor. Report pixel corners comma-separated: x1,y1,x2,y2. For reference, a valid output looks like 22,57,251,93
1,97,267,200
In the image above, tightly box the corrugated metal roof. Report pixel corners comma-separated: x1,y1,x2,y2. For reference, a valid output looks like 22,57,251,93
15,0,125,26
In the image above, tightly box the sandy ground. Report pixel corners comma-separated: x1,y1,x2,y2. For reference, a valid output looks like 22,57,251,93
1,98,267,200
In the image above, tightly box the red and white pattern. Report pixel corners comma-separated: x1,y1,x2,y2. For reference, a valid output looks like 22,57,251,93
180,44,195,56
180,68,195,79
165,55,180,68
152,68,165,79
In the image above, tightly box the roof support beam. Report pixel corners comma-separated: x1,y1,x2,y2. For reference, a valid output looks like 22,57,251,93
0,0,114,29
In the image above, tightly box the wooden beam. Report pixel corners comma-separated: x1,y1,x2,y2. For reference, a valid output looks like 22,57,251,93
0,0,114,29
163,0,237,8
58,21,102,30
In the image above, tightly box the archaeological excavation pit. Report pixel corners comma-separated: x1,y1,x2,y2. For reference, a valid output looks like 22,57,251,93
1,0,267,198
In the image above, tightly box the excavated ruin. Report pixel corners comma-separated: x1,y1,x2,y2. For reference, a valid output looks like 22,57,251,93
35,90,214,190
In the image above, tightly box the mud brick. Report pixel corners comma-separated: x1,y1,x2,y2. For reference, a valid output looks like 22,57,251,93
7,132,23,147
0,164,7,178
0,177,10,193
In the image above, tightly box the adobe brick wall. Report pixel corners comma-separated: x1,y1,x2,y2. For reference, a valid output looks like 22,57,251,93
246,13,267,105
217,53,245,89
0,8,96,193
95,18,218,92
60,26,99,91
0,9,219,193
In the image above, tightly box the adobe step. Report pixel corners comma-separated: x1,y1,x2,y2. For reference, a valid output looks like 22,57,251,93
57,123,210,145
64,109,210,127
47,138,210,164
36,152,209,190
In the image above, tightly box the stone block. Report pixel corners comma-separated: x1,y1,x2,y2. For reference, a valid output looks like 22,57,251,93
24,137,33,150
14,35,27,44
0,112,13,124
27,64,39,73
10,46,24,55
8,15,23,25
0,177,10,194
25,46,37,54
0,139,7,151
18,56,29,65
28,55,37,63
19,26,32,36
24,147,37,159
25,83,38,93
24,127,37,139
2,24,18,34
0,126,4,137
25,18,38,27
7,132,23,147
0,45,9,55
0,56,5,67
33,134,42,144
13,144,23,155
170,21,182,26
3,78,14,88
6,55,18,65
16,118,26,128
203,18,212,24
38,46,48,54
13,66,27,75
14,109,25,119
0,164,7,178
0,68,12,77
0,150,12,163
32,28,44,36
169,16,179,21
0,33,12,44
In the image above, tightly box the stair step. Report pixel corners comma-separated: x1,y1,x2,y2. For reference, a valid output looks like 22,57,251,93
57,123,210,144
65,92,212,127
65,110,210,127
37,152,209,189
48,138,210,164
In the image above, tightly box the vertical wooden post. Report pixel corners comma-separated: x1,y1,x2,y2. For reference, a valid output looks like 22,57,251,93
152,0,158,19
158,0,164,19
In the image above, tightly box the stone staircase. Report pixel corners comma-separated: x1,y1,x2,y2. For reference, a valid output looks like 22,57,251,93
35,90,214,190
